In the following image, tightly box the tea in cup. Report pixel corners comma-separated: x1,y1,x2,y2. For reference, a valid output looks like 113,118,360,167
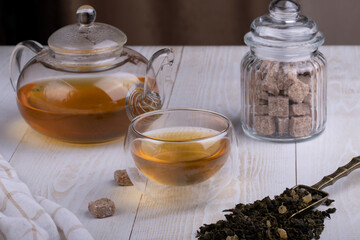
124,109,237,205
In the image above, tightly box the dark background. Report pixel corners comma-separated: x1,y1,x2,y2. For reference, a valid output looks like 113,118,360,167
0,0,359,46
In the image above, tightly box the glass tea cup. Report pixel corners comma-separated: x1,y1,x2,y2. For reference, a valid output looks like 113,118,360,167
124,109,237,206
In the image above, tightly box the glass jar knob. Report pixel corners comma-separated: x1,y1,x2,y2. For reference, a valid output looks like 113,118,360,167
269,0,300,21
76,5,96,25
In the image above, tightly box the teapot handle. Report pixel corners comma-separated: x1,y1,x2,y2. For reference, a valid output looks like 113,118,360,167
144,48,175,108
9,40,45,91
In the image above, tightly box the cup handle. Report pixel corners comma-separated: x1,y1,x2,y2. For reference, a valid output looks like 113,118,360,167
9,40,45,91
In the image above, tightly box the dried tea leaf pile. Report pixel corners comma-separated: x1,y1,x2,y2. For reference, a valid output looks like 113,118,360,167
196,188,336,240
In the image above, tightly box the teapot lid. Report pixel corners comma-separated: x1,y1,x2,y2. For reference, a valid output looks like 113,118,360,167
48,5,127,54
244,0,324,49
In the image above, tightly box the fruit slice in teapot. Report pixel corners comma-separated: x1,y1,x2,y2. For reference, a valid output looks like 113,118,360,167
9,5,174,143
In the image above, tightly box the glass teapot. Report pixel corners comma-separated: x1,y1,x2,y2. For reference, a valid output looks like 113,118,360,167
9,5,175,143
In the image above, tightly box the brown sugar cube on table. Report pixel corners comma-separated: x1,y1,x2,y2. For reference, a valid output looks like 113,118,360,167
88,198,115,218
268,96,289,117
287,80,310,103
254,116,275,136
290,103,311,116
114,169,133,186
276,117,289,136
289,116,312,137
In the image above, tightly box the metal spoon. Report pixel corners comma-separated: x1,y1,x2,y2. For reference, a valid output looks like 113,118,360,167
290,156,360,219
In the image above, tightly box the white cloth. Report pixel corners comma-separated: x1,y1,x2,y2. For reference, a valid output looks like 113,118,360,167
0,155,94,240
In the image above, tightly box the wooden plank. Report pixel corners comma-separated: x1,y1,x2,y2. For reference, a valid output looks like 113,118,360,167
0,46,29,161
8,46,183,240
168,46,242,122
297,46,360,239
129,46,296,239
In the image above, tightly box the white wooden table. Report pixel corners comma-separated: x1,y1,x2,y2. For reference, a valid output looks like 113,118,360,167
0,46,359,240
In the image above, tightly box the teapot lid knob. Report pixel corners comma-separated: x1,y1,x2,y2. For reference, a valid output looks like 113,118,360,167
76,5,96,25
48,4,127,56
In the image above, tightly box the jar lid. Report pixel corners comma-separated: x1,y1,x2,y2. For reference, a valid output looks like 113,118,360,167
48,5,127,54
244,0,324,48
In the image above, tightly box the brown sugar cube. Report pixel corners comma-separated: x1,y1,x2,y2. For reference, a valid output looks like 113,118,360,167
262,75,280,96
114,169,133,186
277,68,297,91
88,198,115,218
290,103,311,116
259,60,277,80
298,74,311,85
255,105,269,115
114,170,133,186
256,89,269,101
276,117,289,136
298,74,315,91
255,98,268,105
303,93,316,106
254,116,275,136
289,116,312,137
255,71,264,82
268,96,289,117
287,80,310,103
251,80,267,105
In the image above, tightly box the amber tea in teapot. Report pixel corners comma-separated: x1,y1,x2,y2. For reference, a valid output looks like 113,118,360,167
17,74,147,142
10,5,174,143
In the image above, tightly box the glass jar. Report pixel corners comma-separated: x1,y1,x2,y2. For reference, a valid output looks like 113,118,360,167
240,0,326,142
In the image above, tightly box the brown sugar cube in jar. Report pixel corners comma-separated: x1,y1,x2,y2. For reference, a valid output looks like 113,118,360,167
287,80,310,103
277,68,297,91
297,62,314,89
256,89,269,101
114,169,133,186
88,198,115,218
298,74,314,90
276,117,289,136
289,116,312,137
255,98,268,105
254,116,275,136
268,96,289,117
258,60,273,79
303,93,316,106
255,105,269,115
252,81,268,105
262,75,280,96
255,70,265,82
290,103,311,116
